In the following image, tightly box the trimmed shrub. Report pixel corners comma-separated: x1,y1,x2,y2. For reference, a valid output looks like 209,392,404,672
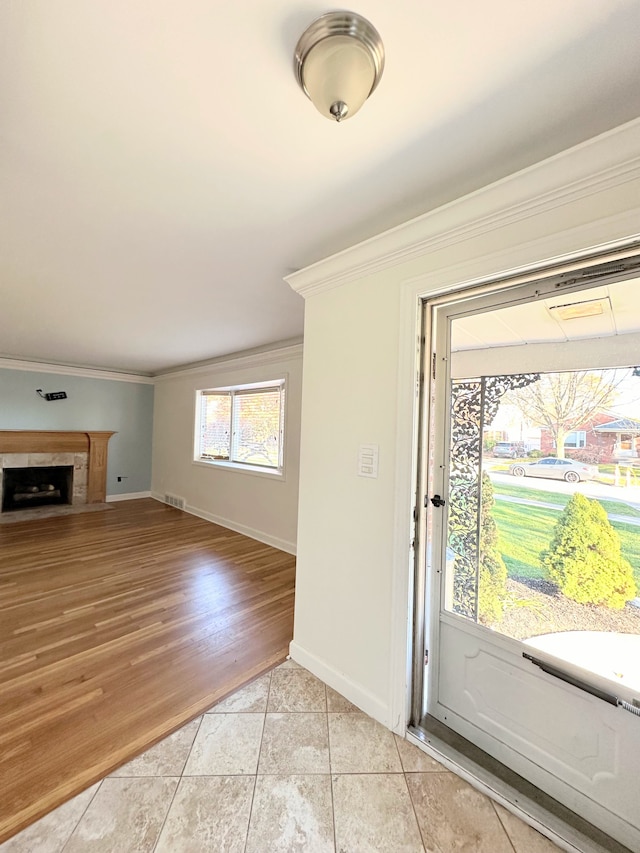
541,493,636,609
566,447,611,465
479,473,508,624
528,449,543,458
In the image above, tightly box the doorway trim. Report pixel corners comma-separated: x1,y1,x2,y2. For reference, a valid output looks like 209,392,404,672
389,240,640,742
392,258,640,852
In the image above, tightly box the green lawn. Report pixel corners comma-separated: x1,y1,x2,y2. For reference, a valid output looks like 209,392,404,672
493,502,557,580
487,461,521,473
492,481,640,519
492,501,640,587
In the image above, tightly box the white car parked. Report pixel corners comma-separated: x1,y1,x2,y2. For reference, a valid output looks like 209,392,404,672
509,457,598,483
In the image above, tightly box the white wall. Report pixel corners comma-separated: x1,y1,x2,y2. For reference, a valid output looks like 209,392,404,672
287,119,640,726
151,344,303,554
290,278,404,721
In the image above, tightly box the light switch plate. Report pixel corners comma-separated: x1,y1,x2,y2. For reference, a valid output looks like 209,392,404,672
358,444,379,478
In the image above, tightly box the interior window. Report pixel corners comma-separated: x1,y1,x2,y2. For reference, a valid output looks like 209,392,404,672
195,381,286,472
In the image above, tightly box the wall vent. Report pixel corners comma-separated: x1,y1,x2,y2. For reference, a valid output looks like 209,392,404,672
164,493,186,510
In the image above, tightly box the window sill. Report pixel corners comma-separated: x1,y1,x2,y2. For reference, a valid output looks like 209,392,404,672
192,458,285,481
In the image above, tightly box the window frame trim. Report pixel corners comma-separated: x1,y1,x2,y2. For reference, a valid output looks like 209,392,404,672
193,377,287,477
564,429,587,449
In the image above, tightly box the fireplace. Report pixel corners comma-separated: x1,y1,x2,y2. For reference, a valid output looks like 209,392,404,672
0,431,115,513
2,466,74,513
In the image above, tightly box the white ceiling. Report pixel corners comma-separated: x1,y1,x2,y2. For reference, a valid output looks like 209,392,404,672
452,279,640,350
2,1,640,375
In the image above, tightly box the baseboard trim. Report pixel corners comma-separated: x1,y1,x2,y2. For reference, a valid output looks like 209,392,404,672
149,493,296,555
106,491,151,502
187,505,296,555
289,641,388,726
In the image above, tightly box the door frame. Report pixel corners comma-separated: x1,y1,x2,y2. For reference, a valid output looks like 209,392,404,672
390,235,640,741
402,249,640,726
393,253,640,850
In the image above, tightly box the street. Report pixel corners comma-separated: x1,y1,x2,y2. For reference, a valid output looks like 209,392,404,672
486,468,640,513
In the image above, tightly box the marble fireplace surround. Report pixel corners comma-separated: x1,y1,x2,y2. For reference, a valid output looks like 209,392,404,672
0,431,115,510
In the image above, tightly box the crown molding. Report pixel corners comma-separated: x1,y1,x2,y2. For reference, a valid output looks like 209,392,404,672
0,341,305,385
0,358,154,384
285,118,640,299
154,342,304,382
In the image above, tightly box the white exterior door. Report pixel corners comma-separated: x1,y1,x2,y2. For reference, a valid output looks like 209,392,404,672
417,268,640,850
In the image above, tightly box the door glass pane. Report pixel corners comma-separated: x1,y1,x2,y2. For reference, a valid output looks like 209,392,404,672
444,279,640,697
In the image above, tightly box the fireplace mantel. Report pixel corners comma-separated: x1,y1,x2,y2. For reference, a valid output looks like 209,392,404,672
0,431,115,503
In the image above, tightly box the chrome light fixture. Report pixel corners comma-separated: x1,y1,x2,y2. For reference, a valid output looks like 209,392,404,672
294,11,384,122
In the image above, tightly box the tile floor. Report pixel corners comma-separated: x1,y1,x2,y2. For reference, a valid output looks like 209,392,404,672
1,660,562,852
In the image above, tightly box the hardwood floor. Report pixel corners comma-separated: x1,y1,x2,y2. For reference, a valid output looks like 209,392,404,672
0,498,296,843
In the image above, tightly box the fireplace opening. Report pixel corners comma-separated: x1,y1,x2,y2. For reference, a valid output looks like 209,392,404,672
1,466,74,513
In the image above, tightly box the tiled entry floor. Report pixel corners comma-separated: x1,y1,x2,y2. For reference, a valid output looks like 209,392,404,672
0,661,560,852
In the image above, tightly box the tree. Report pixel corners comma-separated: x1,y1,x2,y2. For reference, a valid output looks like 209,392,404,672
541,493,636,608
478,473,508,624
505,370,621,458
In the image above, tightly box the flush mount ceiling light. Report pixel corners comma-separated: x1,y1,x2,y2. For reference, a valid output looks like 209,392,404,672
294,11,384,122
